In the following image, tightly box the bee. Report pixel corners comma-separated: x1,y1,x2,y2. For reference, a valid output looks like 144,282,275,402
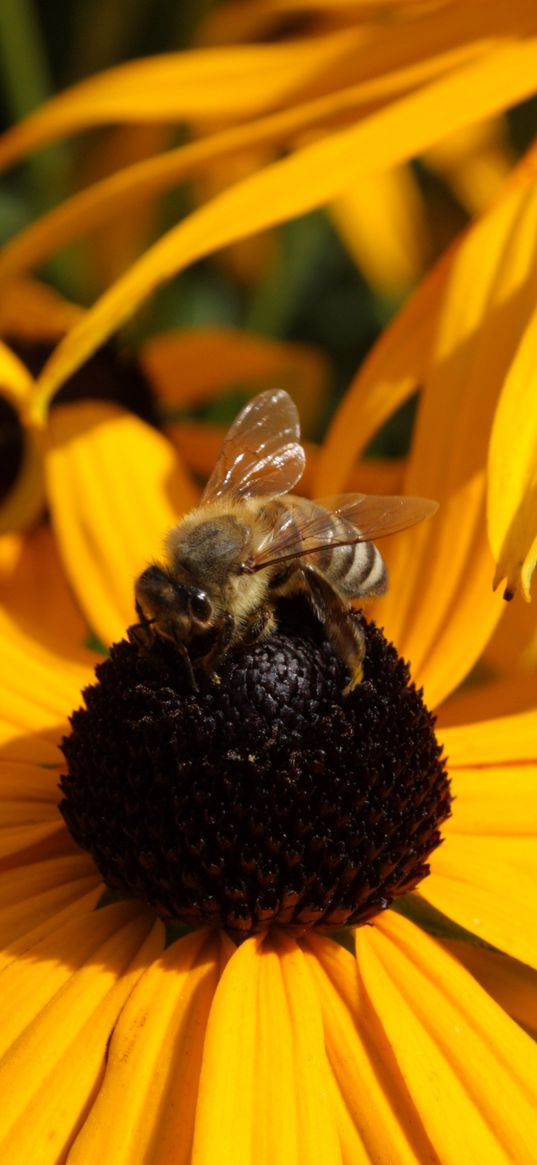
133,389,437,693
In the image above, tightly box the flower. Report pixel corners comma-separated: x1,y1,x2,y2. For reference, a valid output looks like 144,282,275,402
0,393,536,1162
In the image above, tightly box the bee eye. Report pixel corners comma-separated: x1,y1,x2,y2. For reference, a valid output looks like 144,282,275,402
190,591,211,623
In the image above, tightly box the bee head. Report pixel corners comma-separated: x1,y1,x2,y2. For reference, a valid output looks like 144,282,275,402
134,564,212,645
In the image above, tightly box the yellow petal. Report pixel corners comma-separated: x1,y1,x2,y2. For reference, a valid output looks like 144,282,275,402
192,930,341,1165
444,938,537,1037
330,164,429,296
32,36,537,413
425,115,515,215
441,707,537,765
0,632,94,734
374,177,537,708
0,759,64,861
0,81,434,287
69,928,233,1165
315,251,448,494
303,932,435,1164
445,762,537,836
485,591,537,672
488,303,537,600
420,834,537,969
0,28,371,167
0,883,103,974
0,853,101,945
0,903,164,1164
45,402,197,646
0,31,504,291
0,525,94,664
359,910,537,1164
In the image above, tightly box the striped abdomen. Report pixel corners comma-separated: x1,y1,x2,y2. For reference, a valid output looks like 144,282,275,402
258,498,388,599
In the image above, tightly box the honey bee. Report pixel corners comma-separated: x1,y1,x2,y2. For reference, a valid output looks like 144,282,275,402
134,389,437,693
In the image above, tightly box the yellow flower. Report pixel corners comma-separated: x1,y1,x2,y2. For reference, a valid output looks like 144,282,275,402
0,388,536,1162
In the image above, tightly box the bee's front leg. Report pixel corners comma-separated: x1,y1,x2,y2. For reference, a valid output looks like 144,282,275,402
128,601,156,648
196,613,235,680
302,566,365,695
241,603,276,646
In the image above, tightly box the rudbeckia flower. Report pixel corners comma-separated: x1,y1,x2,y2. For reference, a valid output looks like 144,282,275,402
1,381,536,1163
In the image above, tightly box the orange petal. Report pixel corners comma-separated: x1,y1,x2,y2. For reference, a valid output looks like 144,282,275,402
32,35,537,412
358,910,537,1163
488,302,537,600
142,327,328,421
0,902,164,1164
192,930,341,1164
303,932,435,1164
68,928,233,1164
444,938,537,1037
45,401,197,646
0,277,83,342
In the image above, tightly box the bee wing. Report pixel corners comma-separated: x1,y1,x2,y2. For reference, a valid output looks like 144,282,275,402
202,389,306,502
252,493,438,569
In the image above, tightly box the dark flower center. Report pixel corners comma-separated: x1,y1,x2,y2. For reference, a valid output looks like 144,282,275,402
60,602,450,940
0,395,24,504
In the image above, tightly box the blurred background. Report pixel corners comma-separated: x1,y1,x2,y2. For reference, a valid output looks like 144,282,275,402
0,0,536,449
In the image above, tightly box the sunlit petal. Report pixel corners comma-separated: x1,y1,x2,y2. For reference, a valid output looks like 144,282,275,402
303,932,435,1164
0,903,164,1164
330,165,429,296
444,938,537,1037
69,929,233,1165
32,37,537,414
374,178,537,707
359,910,537,1163
488,302,537,600
192,931,341,1164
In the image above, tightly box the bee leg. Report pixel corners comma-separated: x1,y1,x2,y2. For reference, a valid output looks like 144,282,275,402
172,640,199,693
197,613,235,679
241,604,276,646
129,602,156,648
302,566,365,695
